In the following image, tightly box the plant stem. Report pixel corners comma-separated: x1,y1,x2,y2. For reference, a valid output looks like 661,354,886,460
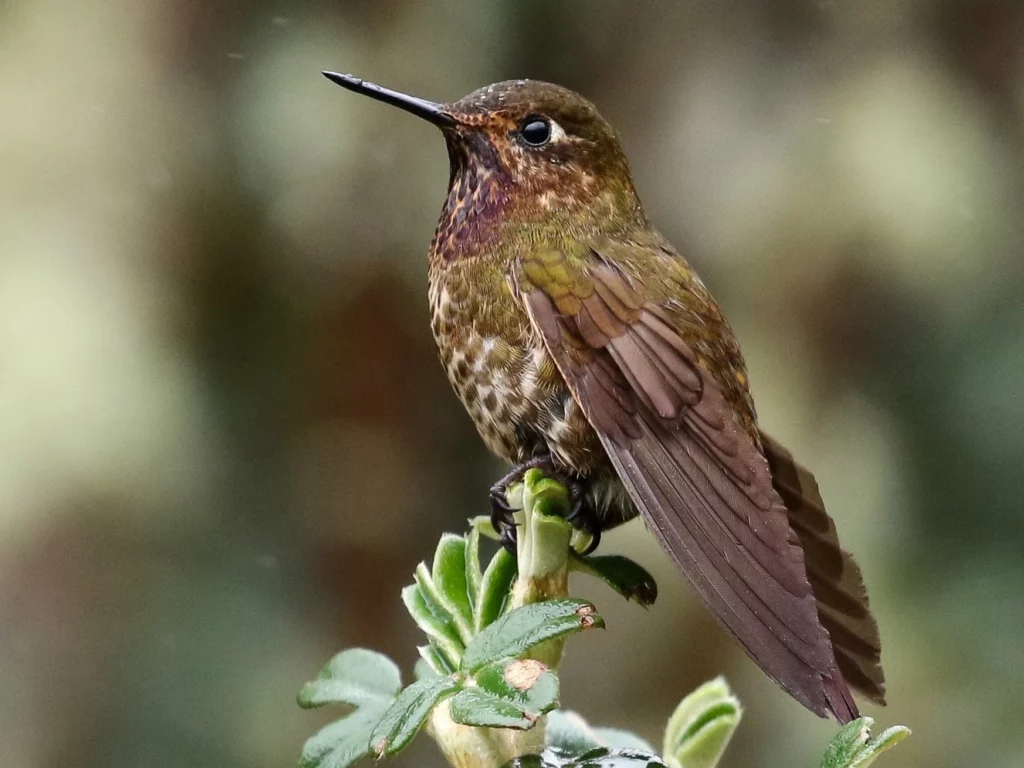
432,470,574,767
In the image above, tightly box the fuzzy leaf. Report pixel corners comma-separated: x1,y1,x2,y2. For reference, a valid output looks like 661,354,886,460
450,688,541,730
470,514,502,541
413,657,436,682
545,711,654,759
501,756,554,768
401,582,463,668
299,703,388,768
522,469,571,517
663,677,742,768
821,719,872,768
466,527,482,607
591,728,656,754
820,718,911,768
503,481,525,513
503,749,668,767
571,554,658,607
577,750,668,767
433,534,475,642
476,657,559,712
449,657,559,730
546,710,605,757
574,750,668,767
414,562,467,649
475,547,517,632
369,675,462,758
417,643,455,678
461,599,604,673
855,726,912,766
521,509,574,583
297,649,401,710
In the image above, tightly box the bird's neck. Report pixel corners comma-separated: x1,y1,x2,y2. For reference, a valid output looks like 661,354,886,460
428,150,646,268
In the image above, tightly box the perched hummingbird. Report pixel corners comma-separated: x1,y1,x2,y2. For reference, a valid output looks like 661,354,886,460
323,72,885,723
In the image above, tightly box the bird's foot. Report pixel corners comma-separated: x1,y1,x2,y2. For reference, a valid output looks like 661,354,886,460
562,480,601,555
489,456,554,553
489,456,602,556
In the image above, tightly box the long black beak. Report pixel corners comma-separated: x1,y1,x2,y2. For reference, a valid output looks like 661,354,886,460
322,72,455,128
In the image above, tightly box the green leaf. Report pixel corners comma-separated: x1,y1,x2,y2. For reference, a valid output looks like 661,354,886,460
513,749,667,767
857,726,912,766
502,745,667,768
501,756,555,768
476,546,517,632
450,656,559,729
820,717,911,768
821,719,871,768
520,508,573,584
466,527,482,607
576,750,668,767
522,469,571,517
299,703,388,768
546,711,654,759
515,471,576,593
417,643,455,678
449,688,541,730
571,554,658,607
369,675,463,758
433,534,475,642
591,728,655,754
663,677,742,768
461,598,604,673
401,581,463,668
476,657,559,712
577,749,669,767
470,514,502,541
546,710,605,757
415,562,467,646
297,648,401,710
413,657,436,682
503,481,525,513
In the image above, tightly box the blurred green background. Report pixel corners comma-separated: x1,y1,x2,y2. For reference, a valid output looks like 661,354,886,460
2,1,1022,766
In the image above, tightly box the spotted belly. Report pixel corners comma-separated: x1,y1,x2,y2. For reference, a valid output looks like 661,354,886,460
428,270,637,528
428,284,607,475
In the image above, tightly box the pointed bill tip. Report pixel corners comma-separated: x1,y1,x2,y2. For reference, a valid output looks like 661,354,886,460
321,71,455,128
321,71,360,88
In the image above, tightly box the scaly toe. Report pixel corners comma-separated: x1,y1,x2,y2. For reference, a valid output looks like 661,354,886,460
498,522,518,554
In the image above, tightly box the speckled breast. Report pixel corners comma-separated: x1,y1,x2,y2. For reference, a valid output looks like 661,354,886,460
426,258,608,477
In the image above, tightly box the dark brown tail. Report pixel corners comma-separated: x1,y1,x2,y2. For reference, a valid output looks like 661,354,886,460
761,432,887,706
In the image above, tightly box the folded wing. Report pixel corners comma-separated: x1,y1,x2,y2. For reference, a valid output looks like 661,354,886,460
517,245,871,721
761,433,886,704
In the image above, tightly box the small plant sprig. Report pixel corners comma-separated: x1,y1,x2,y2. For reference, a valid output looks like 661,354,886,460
297,470,909,768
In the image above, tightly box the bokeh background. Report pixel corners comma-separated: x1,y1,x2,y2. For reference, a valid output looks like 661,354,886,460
2,1,1023,766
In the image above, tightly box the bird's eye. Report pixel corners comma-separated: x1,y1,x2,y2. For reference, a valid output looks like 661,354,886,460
520,118,551,146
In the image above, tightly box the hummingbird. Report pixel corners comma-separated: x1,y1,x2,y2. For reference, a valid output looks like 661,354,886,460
323,72,885,723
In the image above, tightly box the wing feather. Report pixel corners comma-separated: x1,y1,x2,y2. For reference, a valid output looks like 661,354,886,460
518,251,871,722
761,433,887,704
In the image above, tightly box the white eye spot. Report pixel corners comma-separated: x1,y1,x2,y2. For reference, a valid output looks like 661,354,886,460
548,119,567,143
